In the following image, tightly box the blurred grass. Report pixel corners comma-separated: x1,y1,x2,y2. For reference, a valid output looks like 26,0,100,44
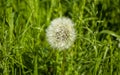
0,0,120,75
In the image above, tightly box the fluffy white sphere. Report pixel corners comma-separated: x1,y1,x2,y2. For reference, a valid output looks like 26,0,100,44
46,17,76,50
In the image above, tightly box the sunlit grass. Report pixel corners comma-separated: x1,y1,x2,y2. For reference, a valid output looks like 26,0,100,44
0,0,120,75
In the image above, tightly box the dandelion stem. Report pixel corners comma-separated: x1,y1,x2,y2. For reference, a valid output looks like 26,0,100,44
62,50,66,75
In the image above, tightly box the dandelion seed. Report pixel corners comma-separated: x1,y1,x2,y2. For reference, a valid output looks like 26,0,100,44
117,39,120,48
46,17,76,50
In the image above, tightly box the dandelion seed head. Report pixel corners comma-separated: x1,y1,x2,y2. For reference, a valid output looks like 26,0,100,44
46,17,76,50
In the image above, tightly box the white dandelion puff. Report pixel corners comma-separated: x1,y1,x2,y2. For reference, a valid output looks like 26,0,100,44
46,17,76,50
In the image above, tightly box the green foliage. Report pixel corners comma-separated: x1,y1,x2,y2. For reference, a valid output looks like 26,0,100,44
0,0,120,75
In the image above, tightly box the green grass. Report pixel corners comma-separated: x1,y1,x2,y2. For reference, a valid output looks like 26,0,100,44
0,0,120,75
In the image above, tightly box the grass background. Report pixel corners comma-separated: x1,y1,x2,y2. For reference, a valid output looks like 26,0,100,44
0,0,120,75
